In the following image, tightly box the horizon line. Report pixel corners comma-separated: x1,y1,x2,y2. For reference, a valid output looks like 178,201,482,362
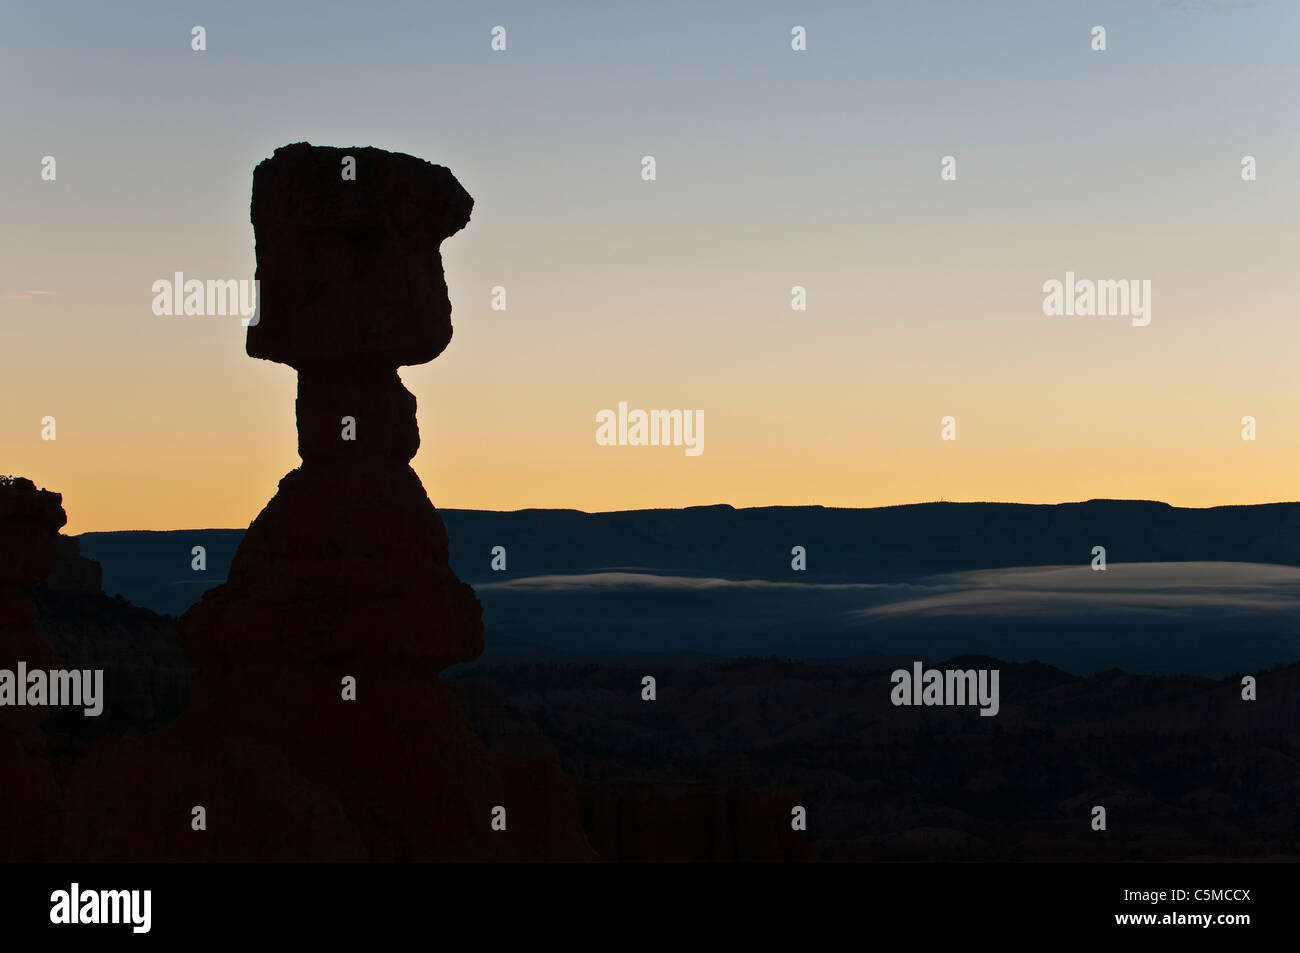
71,496,1300,535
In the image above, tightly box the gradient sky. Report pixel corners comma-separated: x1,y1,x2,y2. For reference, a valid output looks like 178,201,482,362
3,0,1298,533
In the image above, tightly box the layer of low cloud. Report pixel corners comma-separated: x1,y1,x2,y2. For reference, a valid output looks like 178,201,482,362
479,562,1300,619
857,562,1300,618
477,572,890,594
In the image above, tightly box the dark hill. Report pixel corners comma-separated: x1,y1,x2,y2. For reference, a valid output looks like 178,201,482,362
80,499,1300,615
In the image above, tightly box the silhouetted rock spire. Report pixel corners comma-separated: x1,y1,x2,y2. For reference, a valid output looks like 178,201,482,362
65,145,592,861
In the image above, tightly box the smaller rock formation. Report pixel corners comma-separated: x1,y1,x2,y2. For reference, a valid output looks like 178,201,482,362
46,535,102,594
0,476,65,860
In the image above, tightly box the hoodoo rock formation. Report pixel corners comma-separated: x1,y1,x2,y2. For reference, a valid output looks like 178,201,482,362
0,477,64,860
193,143,484,677
65,144,593,860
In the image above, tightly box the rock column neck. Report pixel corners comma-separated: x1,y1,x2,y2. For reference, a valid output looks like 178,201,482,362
296,366,419,465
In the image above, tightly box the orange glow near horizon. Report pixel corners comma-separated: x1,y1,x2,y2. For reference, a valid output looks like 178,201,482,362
4,3,1299,534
